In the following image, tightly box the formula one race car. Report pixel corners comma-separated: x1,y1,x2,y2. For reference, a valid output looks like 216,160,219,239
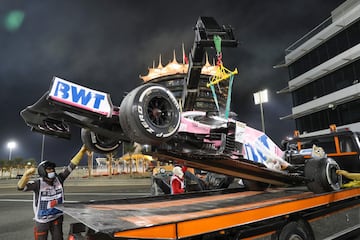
21,77,342,193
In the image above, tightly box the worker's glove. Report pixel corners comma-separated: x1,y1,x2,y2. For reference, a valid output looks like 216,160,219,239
70,145,90,166
24,167,36,176
17,167,36,190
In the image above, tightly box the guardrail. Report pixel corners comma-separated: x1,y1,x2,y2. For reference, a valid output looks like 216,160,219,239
285,16,332,55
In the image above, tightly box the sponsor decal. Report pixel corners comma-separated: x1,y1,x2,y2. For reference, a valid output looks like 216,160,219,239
240,126,284,165
49,77,112,116
137,105,156,134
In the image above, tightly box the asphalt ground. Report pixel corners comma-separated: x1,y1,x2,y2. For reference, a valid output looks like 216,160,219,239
0,176,151,240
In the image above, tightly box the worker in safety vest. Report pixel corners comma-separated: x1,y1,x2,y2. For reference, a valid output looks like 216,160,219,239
17,145,90,240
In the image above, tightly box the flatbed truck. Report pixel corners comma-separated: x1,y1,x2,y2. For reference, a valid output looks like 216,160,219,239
64,186,360,240
20,16,360,240
61,17,359,240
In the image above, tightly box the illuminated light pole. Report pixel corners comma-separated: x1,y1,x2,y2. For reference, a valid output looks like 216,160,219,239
7,141,17,160
253,89,268,133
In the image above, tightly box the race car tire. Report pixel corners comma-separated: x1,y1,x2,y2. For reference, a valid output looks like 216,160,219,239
277,219,314,240
304,157,342,193
119,84,181,145
81,128,121,154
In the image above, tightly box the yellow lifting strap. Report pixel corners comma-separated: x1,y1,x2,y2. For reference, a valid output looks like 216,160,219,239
342,180,360,188
206,64,238,88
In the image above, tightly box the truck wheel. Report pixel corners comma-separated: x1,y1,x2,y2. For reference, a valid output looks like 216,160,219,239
278,219,314,240
119,84,181,145
81,128,121,154
242,179,269,191
304,157,342,193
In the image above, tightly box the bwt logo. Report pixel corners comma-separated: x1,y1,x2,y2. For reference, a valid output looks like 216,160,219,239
52,80,106,109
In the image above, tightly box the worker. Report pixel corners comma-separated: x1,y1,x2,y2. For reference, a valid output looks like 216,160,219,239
336,170,360,187
170,166,185,194
17,145,90,240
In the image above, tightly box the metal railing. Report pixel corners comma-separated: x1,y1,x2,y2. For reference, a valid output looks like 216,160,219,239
285,16,333,55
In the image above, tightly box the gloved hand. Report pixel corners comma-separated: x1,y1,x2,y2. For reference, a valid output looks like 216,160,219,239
70,145,91,165
17,167,36,190
25,167,36,176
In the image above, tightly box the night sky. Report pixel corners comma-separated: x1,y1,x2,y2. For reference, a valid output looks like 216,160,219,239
0,0,346,166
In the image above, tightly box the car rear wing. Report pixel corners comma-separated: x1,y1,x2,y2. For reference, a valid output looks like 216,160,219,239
20,77,115,140
48,77,114,117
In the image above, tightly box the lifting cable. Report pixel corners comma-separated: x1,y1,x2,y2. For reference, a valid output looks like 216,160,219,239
207,35,238,119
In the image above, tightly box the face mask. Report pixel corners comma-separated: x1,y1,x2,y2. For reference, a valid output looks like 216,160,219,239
47,172,56,179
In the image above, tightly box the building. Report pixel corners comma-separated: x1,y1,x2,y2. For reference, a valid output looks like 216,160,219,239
279,0,360,136
140,49,229,113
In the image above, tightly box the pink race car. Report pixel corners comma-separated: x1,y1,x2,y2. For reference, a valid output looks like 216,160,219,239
21,77,342,193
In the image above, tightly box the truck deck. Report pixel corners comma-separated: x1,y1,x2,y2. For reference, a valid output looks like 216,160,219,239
60,187,360,239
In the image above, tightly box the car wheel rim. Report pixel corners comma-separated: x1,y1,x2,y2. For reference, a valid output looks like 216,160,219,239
147,96,173,127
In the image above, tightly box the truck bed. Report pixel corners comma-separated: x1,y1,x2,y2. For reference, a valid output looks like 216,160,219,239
59,187,360,239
